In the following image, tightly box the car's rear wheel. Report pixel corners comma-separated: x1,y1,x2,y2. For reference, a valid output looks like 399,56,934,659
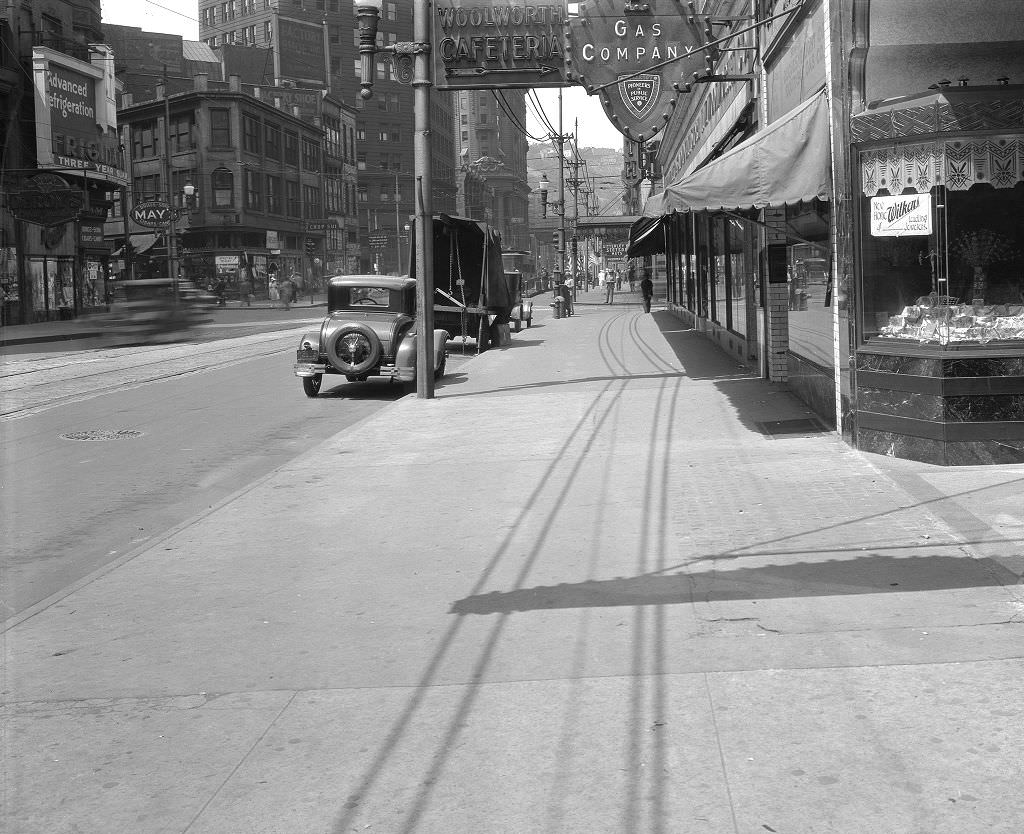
326,324,382,375
302,374,322,398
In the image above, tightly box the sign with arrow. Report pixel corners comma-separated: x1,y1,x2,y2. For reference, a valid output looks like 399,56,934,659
434,0,571,90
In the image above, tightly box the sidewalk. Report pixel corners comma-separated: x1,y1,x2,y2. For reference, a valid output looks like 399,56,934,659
3,300,1023,833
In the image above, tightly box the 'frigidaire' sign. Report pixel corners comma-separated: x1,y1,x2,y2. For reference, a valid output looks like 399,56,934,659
568,0,707,142
434,1,570,90
870,195,932,237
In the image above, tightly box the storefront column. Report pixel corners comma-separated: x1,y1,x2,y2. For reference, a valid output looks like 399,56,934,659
764,207,790,381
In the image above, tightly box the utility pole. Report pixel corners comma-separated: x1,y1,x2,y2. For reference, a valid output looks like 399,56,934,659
412,0,435,397
556,89,566,290
161,68,178,301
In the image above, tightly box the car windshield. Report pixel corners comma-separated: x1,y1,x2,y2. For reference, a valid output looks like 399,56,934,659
330,286,400,313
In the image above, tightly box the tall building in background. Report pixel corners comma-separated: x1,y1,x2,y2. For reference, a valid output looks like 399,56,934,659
454,89,531,255
196,0,458,275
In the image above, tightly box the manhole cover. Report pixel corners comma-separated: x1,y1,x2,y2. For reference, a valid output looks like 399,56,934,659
755,418,827,437
60,429,144,442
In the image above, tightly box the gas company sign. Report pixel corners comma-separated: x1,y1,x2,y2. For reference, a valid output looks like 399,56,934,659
434,1,570,90
568,0,707,142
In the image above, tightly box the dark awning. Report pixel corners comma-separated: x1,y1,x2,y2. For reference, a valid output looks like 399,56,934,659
626,214,668,259
112,233,160,258
642,90,832,216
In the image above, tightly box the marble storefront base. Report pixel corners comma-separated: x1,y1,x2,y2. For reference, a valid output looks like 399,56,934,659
857,428,1024,466
787,351,838,429
855,344,1024,465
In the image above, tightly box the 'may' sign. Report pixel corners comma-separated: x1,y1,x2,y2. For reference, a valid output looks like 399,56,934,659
434,1,570,90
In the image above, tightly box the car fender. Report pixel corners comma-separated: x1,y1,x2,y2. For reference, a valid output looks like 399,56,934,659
297,331,320,352
393,330,450,381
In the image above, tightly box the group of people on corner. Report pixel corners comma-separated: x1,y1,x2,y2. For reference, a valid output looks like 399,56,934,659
204,273,302,309
597,263,655,313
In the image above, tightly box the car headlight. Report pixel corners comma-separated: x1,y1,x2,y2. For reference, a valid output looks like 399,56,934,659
301,340,314,350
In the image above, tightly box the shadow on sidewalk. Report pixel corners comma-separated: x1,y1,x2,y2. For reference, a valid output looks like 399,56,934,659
449,552,1021,615
650,310,834,437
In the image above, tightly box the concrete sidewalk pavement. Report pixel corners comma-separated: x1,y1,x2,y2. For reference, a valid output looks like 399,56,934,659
3,301,1023,833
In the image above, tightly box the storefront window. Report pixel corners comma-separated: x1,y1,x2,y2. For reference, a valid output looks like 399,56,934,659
860,182,1024,345
785,201,833,368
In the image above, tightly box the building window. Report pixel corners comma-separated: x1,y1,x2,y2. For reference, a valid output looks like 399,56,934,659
284,131,299,166
386,2,397,20
132,120,158,159
302,138,321,171
133,173,162,201
264,122,282,161
242,114,261,154
266,175,282,214
210,109,231,147
264,21,272,43
286,180,301,217
169,114,194,153
245,169,262,210
357,185,368,203
211,167,234,207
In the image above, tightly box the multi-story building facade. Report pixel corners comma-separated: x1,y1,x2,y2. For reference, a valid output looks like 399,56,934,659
1,0,124,325
639,0,1024,464
454,89,531,255
115,73,344,296
196,0,458,276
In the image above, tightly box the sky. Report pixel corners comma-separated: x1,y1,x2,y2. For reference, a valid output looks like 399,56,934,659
98,0,627,150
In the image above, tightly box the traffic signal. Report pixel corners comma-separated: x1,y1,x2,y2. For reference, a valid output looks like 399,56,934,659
305,237,317,258
552,229,563,251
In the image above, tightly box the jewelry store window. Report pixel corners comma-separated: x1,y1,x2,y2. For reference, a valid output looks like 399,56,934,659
858,139,1024,347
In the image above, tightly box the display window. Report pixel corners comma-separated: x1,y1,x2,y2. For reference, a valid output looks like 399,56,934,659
859,139,1024,346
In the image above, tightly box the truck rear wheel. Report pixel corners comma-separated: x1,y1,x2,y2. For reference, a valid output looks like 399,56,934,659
476,317,490,352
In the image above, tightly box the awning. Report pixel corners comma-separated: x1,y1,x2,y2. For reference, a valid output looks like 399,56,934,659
642,90,832,217
111,233,160,258
625,214,668,259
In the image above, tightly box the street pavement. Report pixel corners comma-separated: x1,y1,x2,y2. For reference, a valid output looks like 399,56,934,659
2,289,1023,833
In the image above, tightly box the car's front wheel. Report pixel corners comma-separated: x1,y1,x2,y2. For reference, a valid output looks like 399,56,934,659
302,374,322,398
433,355,447,380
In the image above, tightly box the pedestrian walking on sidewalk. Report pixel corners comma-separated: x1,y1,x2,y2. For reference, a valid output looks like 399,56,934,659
602,270,615,304
640,268,654,313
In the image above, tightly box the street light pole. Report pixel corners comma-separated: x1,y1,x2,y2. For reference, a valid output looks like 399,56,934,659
394,169,402,274
161,69,178,301
357,0,434,397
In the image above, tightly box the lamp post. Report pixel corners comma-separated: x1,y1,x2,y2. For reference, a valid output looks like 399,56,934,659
357,0,435,398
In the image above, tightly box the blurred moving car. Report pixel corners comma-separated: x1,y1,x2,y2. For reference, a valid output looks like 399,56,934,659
104,278,214,342
293,274,449,398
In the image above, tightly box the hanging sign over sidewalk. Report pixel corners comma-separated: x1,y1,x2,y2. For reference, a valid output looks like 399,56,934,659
568,0,707,142
434,1,570,90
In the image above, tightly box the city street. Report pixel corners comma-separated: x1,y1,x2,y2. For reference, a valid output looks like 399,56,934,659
2,294,1022,833
0,312,475,618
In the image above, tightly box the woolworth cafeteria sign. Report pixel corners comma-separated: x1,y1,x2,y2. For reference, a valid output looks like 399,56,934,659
434,1,570,90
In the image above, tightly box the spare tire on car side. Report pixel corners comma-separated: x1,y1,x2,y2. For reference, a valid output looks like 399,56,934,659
326,323,382,375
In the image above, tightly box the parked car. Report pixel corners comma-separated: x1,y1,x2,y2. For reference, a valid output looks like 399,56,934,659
505,270,533,331
293,274,449,398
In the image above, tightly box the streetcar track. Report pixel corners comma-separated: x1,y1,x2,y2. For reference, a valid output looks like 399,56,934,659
1,331,303,420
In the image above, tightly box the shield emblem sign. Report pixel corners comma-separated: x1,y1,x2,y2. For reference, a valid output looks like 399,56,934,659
567,0,706,142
